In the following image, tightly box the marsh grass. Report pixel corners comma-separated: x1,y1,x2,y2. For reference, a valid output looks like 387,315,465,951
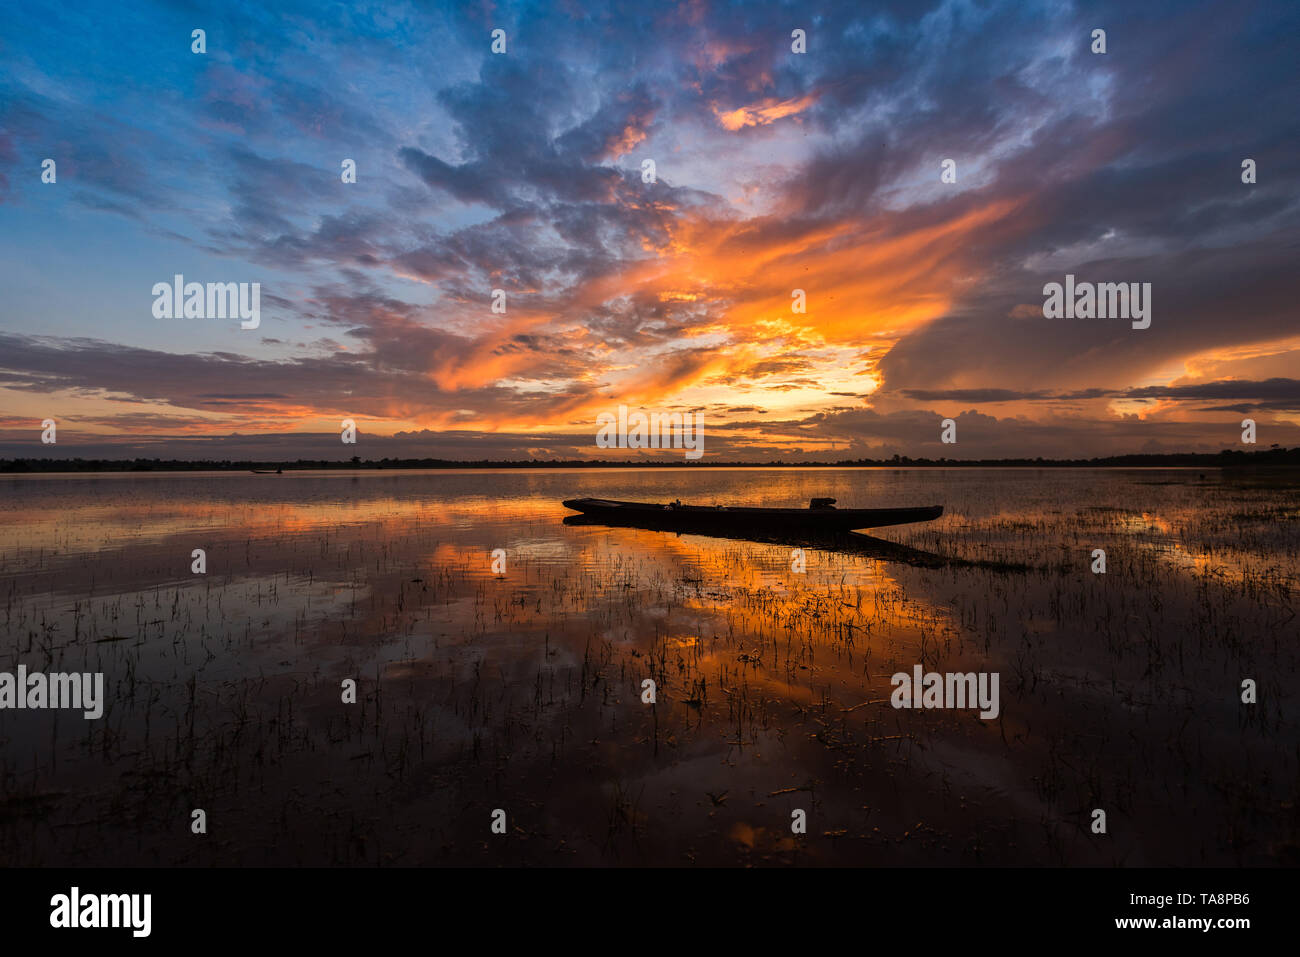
0,467,1295,865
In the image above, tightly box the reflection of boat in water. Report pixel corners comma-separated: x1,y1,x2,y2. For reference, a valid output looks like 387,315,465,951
562,497,943,533
561,502,1034,573
562,511,951,568
251,468,282,474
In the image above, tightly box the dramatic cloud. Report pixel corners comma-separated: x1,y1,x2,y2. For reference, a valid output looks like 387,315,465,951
1,0,1297,459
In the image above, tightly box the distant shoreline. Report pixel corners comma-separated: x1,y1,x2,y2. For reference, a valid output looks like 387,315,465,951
2,448,1298,473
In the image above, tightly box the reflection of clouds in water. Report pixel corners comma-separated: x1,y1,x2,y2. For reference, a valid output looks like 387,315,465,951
0,467,1295,865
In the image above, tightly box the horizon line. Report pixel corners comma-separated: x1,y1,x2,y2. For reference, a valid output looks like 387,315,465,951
3,447,1298,473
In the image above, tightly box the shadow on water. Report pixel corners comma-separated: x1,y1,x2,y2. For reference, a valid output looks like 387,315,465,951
563,514,1032,571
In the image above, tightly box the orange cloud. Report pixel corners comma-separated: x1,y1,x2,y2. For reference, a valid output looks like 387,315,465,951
712,93,818,131
607,125,647,158
455,196,1028,431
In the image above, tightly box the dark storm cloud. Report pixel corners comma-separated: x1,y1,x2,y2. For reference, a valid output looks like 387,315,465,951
864,0,1300,397
903,379,1300,410
876,239,1299,397
0,331,599,423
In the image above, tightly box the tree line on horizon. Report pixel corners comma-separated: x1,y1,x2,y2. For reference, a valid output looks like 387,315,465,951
2,447,1298,472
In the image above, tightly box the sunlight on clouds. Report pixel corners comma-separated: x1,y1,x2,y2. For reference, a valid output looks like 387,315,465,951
712,93,819,131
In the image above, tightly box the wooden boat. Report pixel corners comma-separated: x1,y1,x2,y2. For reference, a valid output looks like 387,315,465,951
250,468,282,474
561,497,943,532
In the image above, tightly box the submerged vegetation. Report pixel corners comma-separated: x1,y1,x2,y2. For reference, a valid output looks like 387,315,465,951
0,467,1295,865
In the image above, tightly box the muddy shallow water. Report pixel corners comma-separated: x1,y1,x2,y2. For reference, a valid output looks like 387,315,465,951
0,467,1296,865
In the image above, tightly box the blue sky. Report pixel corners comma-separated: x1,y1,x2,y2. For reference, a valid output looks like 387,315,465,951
1,0,1298,460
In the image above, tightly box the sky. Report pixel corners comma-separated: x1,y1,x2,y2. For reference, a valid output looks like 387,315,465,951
1,0,1297,461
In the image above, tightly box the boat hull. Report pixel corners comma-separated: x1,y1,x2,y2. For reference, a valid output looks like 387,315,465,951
561,498,943,531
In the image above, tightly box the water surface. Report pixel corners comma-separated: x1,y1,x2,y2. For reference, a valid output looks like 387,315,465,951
1,468,1295,865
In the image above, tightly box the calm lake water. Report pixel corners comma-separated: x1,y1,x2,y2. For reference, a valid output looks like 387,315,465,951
1,467,1296,865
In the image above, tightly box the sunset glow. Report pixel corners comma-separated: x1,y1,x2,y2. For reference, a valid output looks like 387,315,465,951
1,1,1297,461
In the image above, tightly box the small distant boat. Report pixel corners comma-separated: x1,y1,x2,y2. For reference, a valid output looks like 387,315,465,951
251,468,282,474
562,497,943,532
